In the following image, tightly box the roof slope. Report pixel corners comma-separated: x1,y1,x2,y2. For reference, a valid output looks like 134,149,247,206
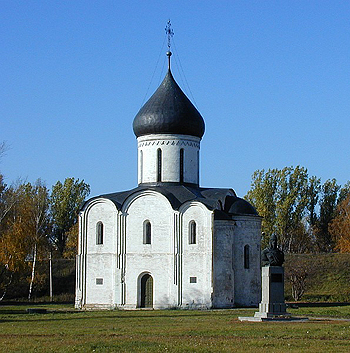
84,184,258,217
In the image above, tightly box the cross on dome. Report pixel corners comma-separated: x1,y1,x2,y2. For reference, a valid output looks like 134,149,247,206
133,21,205,139
165,20,174,70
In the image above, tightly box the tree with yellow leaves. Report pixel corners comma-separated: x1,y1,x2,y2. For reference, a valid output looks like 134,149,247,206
0,178,51,300
0,180,31,299
329,194,350,253
21,180,51,299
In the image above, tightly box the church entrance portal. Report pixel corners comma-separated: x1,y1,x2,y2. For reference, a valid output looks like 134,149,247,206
140,274,153,308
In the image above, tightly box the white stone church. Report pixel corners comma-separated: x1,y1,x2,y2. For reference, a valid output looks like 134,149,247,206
75,52,262,309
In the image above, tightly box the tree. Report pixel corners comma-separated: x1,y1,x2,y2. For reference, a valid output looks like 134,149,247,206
0,181,32,299
338,181,350,204
0,142,7,162
0,175,18,230
287,264,308,301
246,165,350,253
50,178,90,255
306,176,321,228
0,175,13,300
274,166,309,252
0,179,51,300
63,222,79,259
22,180,51,299
0,144,24,299
245,166,312,253
246,169,279,248
329,194,350,253
314,179,340,252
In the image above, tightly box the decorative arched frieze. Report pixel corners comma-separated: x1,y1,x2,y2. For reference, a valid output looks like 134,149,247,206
82,197,120,215
121,189,174,214
136,134,201,185
178,200,214,214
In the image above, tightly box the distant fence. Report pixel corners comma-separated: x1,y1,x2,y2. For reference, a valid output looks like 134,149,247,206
2,253,350,302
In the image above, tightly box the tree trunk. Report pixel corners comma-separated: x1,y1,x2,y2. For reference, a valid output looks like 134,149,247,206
49,250,53,302
0,271,13,301
28,243,37,300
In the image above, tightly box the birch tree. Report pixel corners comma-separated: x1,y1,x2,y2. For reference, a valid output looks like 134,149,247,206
23,180,51,300
0,179,51,300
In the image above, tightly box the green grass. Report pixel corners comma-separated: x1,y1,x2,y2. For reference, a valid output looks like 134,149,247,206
1,304,350,352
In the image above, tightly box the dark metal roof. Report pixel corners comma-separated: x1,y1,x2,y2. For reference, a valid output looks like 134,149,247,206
224,195,258,216
83,184,258,217
133,70,205,138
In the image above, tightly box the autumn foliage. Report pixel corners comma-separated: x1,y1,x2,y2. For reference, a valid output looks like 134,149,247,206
0,173,89,300
245,166,350,253
330,195,350,253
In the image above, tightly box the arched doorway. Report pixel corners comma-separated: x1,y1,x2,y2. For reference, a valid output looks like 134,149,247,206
140,274,153,308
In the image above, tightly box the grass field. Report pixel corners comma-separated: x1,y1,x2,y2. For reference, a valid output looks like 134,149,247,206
1,304,350,352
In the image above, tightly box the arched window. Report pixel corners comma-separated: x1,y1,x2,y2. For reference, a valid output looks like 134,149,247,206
143,220,151,244
189,221,196,244
180,148,184,183
244,244,250,269
96,222,103,245
157,148,162,182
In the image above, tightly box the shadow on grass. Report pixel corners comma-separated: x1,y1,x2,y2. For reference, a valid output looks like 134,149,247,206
288,302,350,308
0,300,74,306
0,306,251,325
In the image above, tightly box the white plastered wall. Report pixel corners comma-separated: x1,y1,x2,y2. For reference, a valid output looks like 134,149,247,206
122,190,177,309
214,216,262,307
212,221,235,308
179,202,213,308
137,134,200,185
75,193,261,310
76,198,119,309
231,216,261,306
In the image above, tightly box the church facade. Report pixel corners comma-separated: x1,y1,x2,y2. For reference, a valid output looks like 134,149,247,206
75,53,262,309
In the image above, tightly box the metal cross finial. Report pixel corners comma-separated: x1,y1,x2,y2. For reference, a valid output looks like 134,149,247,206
165,20,174,50
165,20,174,70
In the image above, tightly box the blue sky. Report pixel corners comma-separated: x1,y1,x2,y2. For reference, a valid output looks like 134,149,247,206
1,1,350,198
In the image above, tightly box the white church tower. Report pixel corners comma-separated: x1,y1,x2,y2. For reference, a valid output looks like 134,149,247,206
134,51,203,187
75,28,262,310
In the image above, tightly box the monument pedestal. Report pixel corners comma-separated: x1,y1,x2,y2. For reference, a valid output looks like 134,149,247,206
239,266,308,322
253,266,290,319
239,234,308,322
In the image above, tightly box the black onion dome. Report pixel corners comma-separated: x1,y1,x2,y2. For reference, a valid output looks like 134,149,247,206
133,70,205,138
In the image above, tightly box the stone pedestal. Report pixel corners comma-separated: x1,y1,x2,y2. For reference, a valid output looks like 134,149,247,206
239,265,308,322
253,266,290,319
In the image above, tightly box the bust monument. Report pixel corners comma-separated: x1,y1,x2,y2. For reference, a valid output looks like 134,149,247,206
261,234,284,267
239,232,308,321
